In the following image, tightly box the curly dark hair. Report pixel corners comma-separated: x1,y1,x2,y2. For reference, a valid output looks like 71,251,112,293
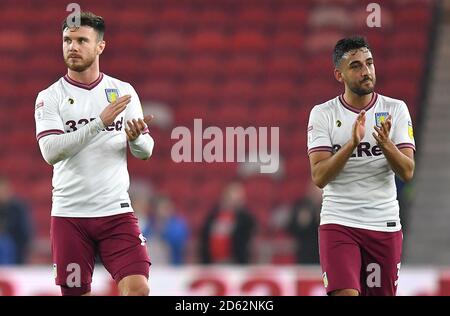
333,36,371,67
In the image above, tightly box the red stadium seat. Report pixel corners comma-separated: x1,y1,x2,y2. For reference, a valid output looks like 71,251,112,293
254,103,293,126
394,5,432,29
266,55,303,80
0,30,27,52
274,7,309,31
186,56,224,80
303,53,335,76
146,31,187,55
195,9,231,31
224,56,264,80
279,178,309,204
145,56,185,79
244,175,279,208
115,9,154,29
212,101,252,126
271,32,305,54
189,31,229,55
179,80,219,102
114,32,148,53
390,30,429,54
139,79,179,104
259,79,300,103
384,55,424,79
304,30,345,54
230,31,270,55
234,7,273,31
219,79,258,104
158,7,194,28
300,79,341,107
175,102,209,124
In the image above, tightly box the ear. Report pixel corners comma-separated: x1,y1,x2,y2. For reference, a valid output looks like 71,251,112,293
334,68,344,83
97,40,106,55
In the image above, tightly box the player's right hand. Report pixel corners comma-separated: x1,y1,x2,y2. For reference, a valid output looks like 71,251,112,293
352,110,366,146
100,95,131,126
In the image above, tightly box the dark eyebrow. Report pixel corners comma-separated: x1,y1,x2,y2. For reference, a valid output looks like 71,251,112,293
349,57,373,67
63,36,89,41
349,60,362,67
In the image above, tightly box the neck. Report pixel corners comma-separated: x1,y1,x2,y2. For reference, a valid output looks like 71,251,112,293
343,90,373,109
67,62,100,84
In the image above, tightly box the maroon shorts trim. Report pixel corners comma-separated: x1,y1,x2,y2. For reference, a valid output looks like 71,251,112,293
319,224,402,296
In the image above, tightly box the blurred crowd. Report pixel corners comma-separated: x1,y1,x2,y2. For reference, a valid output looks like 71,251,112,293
0,173,415,266
0,172,325,266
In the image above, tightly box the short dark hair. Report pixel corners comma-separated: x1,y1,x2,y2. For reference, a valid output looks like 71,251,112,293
62,11,105,40
333,36,371,67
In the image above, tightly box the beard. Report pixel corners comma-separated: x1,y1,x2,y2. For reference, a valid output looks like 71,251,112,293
64,54,96,72
348,77,376,96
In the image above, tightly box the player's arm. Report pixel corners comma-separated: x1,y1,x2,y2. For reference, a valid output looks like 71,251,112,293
309,111,366,189
124,85,155,160
372,116,415,182
37,95,131,165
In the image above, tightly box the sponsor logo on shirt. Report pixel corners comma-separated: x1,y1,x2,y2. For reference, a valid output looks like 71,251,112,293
408,121,414,140
333,142,383,157
65,117,123,132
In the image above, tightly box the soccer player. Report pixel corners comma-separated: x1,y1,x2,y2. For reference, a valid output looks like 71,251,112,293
307,36,415,296
34,12,154,296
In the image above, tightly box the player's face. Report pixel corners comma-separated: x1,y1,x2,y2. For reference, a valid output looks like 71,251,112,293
63,26,105,72
335,48,376,96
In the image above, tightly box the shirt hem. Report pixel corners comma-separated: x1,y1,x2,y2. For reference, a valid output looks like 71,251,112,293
51,207,133,218
320,219,401,232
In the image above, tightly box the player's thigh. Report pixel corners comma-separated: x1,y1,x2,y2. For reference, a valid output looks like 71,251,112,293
97,212,151,284
360,230,403,296
319,224,362,295
50,217,96,291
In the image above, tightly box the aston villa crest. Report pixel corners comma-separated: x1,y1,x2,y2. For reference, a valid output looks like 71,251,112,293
105,88,119,103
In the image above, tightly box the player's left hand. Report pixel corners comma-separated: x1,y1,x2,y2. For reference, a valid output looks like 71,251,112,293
125,115,154,141
372,115,392,147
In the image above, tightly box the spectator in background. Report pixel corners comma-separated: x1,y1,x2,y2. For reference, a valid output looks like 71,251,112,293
199,181,256,264
287,182,321,264
130,180,189,265
0,176,33,264
143,196,189,265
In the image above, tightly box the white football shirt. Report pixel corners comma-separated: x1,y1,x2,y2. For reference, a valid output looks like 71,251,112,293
307,93,415,232
35,73,152,217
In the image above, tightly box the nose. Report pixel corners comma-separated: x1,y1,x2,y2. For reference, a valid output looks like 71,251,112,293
67,41,79,51
361,64,371,77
